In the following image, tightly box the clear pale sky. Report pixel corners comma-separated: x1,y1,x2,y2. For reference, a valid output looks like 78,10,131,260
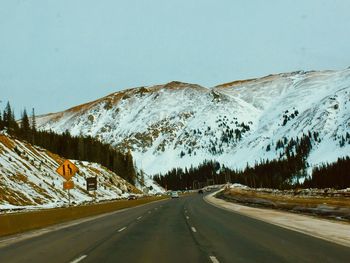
1,0,350,116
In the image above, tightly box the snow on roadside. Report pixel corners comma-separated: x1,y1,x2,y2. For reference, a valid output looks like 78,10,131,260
0,133,141,213
206,191,350,248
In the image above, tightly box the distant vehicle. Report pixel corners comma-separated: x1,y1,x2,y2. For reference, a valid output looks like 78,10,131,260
128,195,137,200
198,189,203,194
171,191,179,198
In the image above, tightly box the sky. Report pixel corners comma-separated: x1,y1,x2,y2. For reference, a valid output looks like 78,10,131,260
1,0,350,116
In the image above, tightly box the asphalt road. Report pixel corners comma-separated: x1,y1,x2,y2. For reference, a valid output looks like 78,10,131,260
1,193,350,263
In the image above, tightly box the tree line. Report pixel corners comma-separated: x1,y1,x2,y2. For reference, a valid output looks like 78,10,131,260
303,156,350,189
0,102,136,184
154,133,349,190
154,157,305,191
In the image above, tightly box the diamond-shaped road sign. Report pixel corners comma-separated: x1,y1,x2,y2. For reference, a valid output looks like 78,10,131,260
56,160,79,181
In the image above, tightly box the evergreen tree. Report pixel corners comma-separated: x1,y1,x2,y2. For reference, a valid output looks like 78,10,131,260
303,157,350,189
125,150,136,184
3,101,12,128
0,111,3,130
31,108,36,132
3,102,19,132
20,108,31,141
78,136,85,160
12,108,19,134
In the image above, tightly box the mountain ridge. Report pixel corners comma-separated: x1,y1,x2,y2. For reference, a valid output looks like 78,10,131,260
36,69,350,177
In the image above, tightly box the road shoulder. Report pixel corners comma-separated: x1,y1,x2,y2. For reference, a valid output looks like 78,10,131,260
204,190,350,248
0,198,168,248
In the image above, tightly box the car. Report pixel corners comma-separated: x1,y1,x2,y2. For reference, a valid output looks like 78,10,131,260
198,189,203,194
171,191,179,198
128,195,137,200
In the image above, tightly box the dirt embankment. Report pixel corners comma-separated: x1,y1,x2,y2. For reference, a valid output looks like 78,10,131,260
218,185,350,222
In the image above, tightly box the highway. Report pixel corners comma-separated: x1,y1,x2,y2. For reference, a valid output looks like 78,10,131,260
0,193,349,263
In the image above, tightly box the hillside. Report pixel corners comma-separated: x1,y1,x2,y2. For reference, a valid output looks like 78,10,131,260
36,69,350,177
0,132,144,212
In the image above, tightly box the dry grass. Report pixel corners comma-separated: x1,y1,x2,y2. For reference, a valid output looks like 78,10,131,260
0,135,15,150
220,188,350,222
25,144,41,158
0,171,45,206
86,166,102,175
65,88,132,115
216,78,257,88
50,112,65,122
0,174,34,206
0,196,168,237
0,185,17,205
12,173,28,183
45,150,64,164
27,181,52,202
216,74,282,89
227,188,350,207
0,185,34,206
128,185,143,194
16,158,32,172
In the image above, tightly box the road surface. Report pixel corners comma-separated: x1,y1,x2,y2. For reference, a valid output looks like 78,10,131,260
0,193,349,263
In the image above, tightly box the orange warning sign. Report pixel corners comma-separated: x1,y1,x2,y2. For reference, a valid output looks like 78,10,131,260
56,160,79,181
63,180,74,190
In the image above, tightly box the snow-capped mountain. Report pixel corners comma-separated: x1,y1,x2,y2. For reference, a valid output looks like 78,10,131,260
36,69,350,175
0,132,142,211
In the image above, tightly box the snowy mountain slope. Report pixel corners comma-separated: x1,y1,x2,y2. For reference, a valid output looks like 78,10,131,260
0,132,143,211
36,69,350,175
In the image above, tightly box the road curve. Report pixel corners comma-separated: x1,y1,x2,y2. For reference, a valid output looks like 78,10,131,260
0,194,349,263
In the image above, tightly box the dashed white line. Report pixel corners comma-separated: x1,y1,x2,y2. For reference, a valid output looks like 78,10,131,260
148,211,151,214
186,216,189,220
118,227,127,232
137,216,142,220
70,255,87,263
209,256,220,263
191,227,197,233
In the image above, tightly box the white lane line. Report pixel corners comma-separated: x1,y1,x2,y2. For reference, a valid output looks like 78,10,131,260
186,216,189,220
154,208,158,210
70,255,87,263
118,227,127,232
209,256,220,263
137,216,142,220
191,227,197,233
0,198,169,249
148,211,151,213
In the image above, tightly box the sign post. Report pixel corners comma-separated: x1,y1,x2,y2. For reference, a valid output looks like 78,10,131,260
63,180,74,206
56,160,78,207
